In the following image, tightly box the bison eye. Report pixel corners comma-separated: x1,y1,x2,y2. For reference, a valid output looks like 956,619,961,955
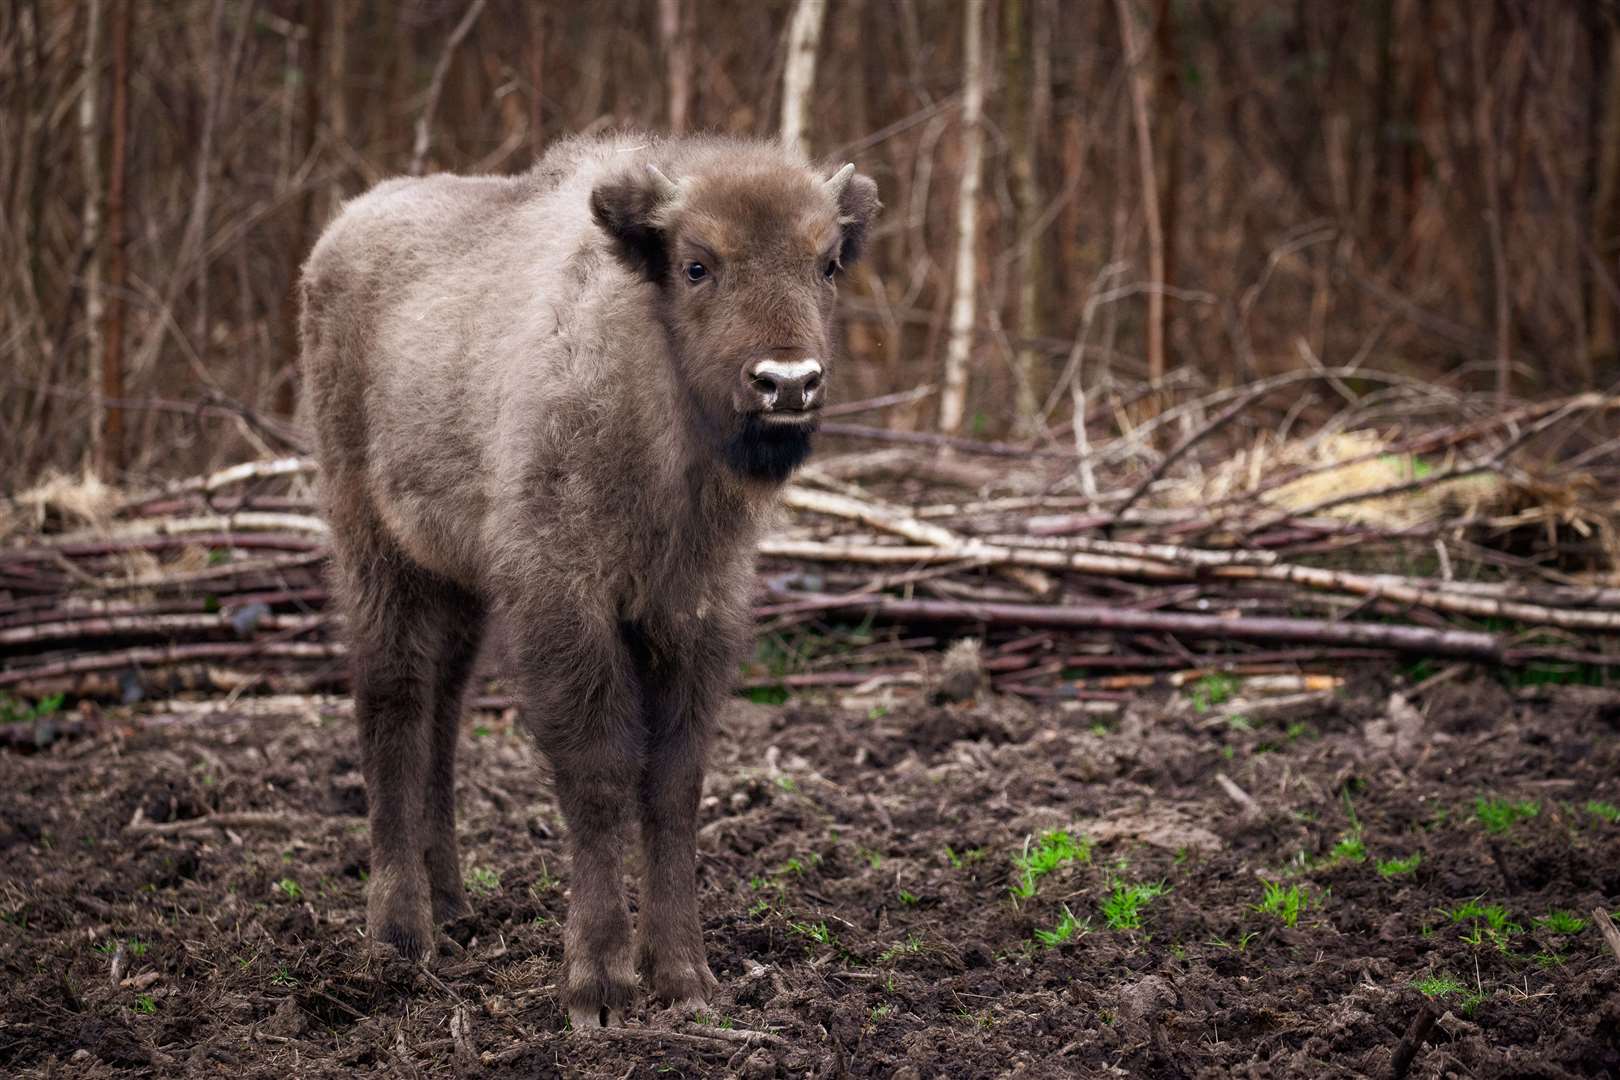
684,261,708,284
822,260,838,281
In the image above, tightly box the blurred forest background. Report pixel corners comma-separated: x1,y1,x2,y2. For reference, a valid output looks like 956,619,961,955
3,0,1618,487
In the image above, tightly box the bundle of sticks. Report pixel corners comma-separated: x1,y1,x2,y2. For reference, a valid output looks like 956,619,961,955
3,378,1617,712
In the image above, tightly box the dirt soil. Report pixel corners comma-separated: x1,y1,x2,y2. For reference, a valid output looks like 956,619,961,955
1,673,1618,1078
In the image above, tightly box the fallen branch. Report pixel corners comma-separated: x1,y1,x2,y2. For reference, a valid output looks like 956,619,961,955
761,593,1506,659
116,455,314,513
0,641,343,687
1389,1001,1439,1080
37,510,328,546
1214,772,1261,817
1595,907,1620,968
760,534,1620,632
820,384,936,418
782,486,956,546
819,421,1075,458
673,1022,791,1050
125,809,341,835
0,612,324,648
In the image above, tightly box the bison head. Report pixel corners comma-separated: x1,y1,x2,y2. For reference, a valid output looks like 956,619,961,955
591,152,880,483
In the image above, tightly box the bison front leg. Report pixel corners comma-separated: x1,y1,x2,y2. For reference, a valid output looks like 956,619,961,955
635,721,716,1009
632,630,732,1010
516,616,643,1029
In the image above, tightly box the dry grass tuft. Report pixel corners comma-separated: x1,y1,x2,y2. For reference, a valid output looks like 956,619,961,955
5,470,121,537
1179,430,1508,529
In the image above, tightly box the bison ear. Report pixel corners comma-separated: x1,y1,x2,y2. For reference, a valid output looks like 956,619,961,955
590,166,678,281
834,171,881,268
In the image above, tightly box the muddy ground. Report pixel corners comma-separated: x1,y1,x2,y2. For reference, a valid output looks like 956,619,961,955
1,671,1617,1078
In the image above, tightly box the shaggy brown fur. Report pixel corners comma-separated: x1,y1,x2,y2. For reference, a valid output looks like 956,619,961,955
299,133,878,1028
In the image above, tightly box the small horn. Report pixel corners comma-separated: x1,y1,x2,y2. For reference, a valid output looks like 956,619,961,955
823,162,856,199
646,164,679,199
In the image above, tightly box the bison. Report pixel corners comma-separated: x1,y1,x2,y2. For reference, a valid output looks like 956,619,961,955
299,133,879,1028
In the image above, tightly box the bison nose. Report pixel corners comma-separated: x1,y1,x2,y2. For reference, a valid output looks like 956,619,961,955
748,358,824,412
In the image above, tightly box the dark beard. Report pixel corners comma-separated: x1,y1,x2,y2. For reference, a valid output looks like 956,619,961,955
723,414,815,483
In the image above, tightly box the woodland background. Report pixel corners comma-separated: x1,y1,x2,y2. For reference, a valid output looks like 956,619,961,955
3,0,1619,487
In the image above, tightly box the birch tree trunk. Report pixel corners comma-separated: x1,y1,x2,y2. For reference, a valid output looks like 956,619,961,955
780,0,828,158
939,0,987,436
78,0,105,471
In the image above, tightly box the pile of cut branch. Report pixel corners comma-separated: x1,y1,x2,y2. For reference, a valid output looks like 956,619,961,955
3,380,1617,714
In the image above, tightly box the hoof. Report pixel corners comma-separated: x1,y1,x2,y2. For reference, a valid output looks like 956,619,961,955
662,996,712,1020
430,881,471,924
371,920,432,963
367,869,433,963
568,1005,625,1031
652,961,718,1008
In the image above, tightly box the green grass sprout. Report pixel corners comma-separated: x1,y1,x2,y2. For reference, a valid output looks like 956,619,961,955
1255,880,1309,927
1034,904,1088,947
1411,973,1466,998
1376,853,1422,878
1535,910,1586,935
1100,881,1168,930
1473,796,1538,834
1010,829,1091,899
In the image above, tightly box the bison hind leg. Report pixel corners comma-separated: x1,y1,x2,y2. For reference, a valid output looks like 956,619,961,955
423,587,487,925
345,547,483,961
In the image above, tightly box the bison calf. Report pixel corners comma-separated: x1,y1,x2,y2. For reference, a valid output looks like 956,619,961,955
300,134,879,1027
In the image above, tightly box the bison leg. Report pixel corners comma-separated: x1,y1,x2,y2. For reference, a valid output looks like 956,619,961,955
631,633,724,1010
348,563,471,962
423,591,486,924
635,726,716,1008
517,615,643,1029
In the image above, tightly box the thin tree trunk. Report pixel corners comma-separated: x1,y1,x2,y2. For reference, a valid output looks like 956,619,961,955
576,10,607,125
99,0,131,477
1590,27,1620,375
940,0,987,436
780,0,828,157
1402,0,1437,275
528,3,545,153
78,0,105,471
277,0,323,418
410,0,487,177
190,0,228,361
1058,7,1087,340
659,0,694,135
1102,91,1131,390
1369,0,1395,249
1003,0,1042,433
326,0,348,212
1469,7,1513,402
13,0,52,365
835,0,869,149
129,0,250,386
1153,0,1179,353
1114,0,1165,399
